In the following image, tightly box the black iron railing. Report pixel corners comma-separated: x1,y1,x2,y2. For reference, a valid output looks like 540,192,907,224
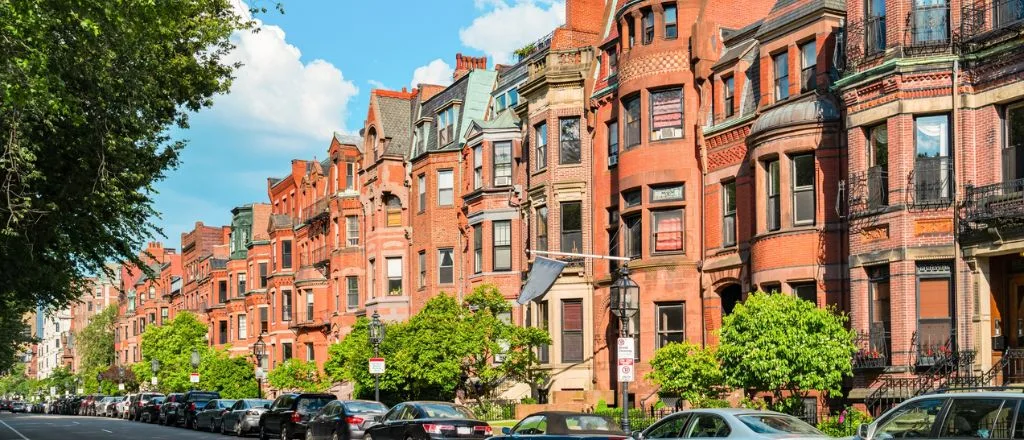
906,5,953,50
962,0,1024,42
910,157,953,208
853,329,891,370
845,14,887,71
963,177,1024,223
302,197,330,224
848,167,889,215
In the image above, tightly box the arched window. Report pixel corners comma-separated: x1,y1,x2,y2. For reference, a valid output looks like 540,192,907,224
385,194,402,227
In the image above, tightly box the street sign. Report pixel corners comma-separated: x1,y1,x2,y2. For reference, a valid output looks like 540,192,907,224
190,373,200,383
255,367,266,380
617,337,635,359
77,388,84,394
151,376,158,386
617,358,634,382
49,387,56,396
117,383,125,391
368,357,385,375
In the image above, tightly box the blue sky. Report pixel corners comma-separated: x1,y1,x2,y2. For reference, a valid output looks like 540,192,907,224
151,0,565,245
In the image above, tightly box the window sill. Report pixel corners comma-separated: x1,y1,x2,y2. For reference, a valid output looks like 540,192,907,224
651,250,686,257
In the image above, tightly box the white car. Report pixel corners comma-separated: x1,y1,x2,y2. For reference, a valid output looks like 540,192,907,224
117,394,136,419
633,408,828,440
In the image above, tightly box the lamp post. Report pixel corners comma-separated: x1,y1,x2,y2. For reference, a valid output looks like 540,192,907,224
368,310,385,402
190,350,201,390
117,366,124,391
609,266,639,434
96,372,102,394
252,335,267,399
151,358,160,390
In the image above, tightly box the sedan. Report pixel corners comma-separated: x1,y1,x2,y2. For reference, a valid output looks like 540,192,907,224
633,409,827,440
10,402,27,413
491,411,625,440
306,400,389,440
222,398,274,437
364,401,492,440
140,396,166,423
196,399,238,432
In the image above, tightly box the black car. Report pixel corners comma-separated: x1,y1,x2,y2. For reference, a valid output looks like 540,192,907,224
306,400,389,440
129,392,164,421
364,401,492,440
139,396,165,423
195,398,237,432
490,411,625,440
160,393,187,426
181,390,222,429
259,393,337,440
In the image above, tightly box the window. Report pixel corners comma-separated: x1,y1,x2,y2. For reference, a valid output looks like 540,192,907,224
652,210,684,253
369,128,378,162
651,184,684,202
607,48,618,77
473,226,483,274
917,262,952,358
218,280,228,304
536,206,548,252
624,189,642,207
438,248,454,284
282,342,293,361
624,214,642,259
494,141,512,186
559,117,581,165
866,0,887,54
868,123,890,208
418,251,427,288
664,4,678,39
418,174,426,212
237,273,246,296
345,162,355,190
868,265,891,359
792,283,817,304
722,181,737,247
260,307,268,334
160,307,168,324
607,121,619,167
911,0,949,44
646,414,691,439
723,76,735,118
766,159,781,231
306,342,315,362
437,106,456,146
940,399,1010,439
792,154,815,225
346,216,359,246
495,94,507,112
368,259,376,298
386,257,402,295
305,291,314,321
627,16,635,48
493,221,512,271
536,301,550,363
238,314,247,340
437,170,454,206
1006,105,1024,181
642,8,654,44
685,414,731,438
281,289,292,321
656,303,685,347
650,88,683,140
773,52,789,101
560,201,582,253
509,88,519,107
875,398,945,439
624,96,641,148
535,122,548,171
219,321,228,344
800,40,817,92
915,115,951,203
259,262,268,288
473,146,483,190
282,240,292,269
561,300,583,362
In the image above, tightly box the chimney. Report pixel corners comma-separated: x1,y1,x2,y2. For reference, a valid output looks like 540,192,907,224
453,52,488,81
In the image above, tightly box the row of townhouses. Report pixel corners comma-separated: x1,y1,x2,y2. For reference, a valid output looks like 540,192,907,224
39,0,1022,417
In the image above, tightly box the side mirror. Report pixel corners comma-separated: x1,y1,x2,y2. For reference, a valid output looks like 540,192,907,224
857,423,871,440
631,431,643,440
501,427,511,435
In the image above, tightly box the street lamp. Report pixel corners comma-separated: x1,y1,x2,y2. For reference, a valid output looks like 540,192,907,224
191,350,201,390
368,310,385,402
252,335,267,399
151,358,160,390
609,265,639,434
96,372,102,394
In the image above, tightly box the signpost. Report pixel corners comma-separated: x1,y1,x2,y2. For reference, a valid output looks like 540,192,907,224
151,376,158,386
368,357,385,375
616,337,635,383
190,373,200,383
117,383,125,391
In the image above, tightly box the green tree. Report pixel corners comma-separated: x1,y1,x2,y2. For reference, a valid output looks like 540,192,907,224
138,311,209,392
718,291,856,400
76,305,118,371
647,342,725,406
267,359,328,393
200,349,258,398
0,0,264,368
0,303,35,374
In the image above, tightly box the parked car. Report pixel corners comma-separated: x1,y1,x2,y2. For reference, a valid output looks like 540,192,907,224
489,411,622,440
93,396,117,417
363,401,492,440
129,392,164,421
104,396,127,417
258,393,337,440
853,392,1024,440
181,390,223,429
633,409,825,440
222,398,274,437
160,393,187,425
139,396,166,423
68,396,85,415
306,400,389,440
117,394,136,418
195,399,238,432
0,400,11,411
10,401,28,413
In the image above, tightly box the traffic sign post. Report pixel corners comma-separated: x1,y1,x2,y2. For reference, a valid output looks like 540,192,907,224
369,357,385,375
617,358,634,382
151,376,158,386
190,373,200,383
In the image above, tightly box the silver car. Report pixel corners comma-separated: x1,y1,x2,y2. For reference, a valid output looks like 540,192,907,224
634,408,827,440
221,398,274,436
855,391,1024,440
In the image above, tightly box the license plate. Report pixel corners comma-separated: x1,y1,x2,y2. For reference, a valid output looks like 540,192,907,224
457,427,471,435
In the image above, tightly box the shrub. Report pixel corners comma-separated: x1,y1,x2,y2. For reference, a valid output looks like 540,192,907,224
817,407,873,437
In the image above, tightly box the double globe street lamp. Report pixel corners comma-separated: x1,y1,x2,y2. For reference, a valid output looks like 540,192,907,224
368,310,386,402
609,266,639,434
252,334,267,399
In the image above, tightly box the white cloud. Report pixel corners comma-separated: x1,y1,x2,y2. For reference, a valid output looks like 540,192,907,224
459,0,566,65
367,79,387,89
410,59,455,89
211,0,359,147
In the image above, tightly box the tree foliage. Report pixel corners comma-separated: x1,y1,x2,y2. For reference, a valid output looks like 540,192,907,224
76,305,118,372
200,349,258,398
718,291,856,399
647,342,725,405
267,359,328,393
138,311,209,392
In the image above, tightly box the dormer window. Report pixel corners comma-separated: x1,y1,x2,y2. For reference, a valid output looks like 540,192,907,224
723,75,735,118
437,106,456,146
496,94,507,112
494,141,512,186
607,49,618,78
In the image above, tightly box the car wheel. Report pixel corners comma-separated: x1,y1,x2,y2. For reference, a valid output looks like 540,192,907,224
281,426,290,440
332,431,340,440
259,426,267,440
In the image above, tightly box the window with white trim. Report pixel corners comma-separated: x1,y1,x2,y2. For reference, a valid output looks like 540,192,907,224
494,141,512,186
493,220,512,271
437,170,453,206
386,257,402,296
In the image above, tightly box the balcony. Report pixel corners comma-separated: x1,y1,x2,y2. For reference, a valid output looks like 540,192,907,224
905,5,954,54
523,47,594,93
844,15,887,71
848,167,889,216
288,311,330,332
962,0,1024,45
908,157,953,209
853,328,891,371
302,197,330,224
300,245,330,267
962,177,1024,238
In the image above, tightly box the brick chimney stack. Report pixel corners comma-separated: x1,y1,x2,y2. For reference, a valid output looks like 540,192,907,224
453,53,488,81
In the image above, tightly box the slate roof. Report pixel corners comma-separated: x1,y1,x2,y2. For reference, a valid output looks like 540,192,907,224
210,258,228,270
711,39,758,70
410,69,497,160
476,109,521,130
333,132,362,146
376,94,414,156
749,95,840,137
756,0,845,39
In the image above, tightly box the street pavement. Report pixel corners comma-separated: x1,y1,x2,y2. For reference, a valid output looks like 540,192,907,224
0,412,235,440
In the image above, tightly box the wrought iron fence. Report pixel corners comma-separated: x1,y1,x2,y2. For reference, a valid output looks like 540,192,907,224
848,167,889,216
845,15,887,71
909,157,953,208
853,328,891,370
471,400,518,421
906,5,953,51
962,0,1024,41
962,177,1024,224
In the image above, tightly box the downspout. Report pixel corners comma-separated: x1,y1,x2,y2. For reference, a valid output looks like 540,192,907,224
697,80,709,348
457,143,465,304
951,58,963,353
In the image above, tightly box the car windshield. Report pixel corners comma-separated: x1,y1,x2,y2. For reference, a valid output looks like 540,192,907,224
218,400,238,408
152,397,165,403
247,399,273,408
192,393,219,401
297,398,335,414
565,415,622,432
419,403,475,419
347,402,388,413
738,414,823,435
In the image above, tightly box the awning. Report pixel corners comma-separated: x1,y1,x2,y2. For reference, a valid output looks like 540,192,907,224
517,257,566,305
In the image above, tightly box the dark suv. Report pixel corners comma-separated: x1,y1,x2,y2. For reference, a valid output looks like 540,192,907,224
259,393,337,440
129,392,164,421
160,393,186,426
181,390,222,429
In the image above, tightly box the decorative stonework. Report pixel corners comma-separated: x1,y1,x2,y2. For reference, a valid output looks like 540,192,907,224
915,218,954,236
860,224,889,242
619,51,688,83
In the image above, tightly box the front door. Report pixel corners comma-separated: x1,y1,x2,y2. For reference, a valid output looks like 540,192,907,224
1010,276,1024,348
